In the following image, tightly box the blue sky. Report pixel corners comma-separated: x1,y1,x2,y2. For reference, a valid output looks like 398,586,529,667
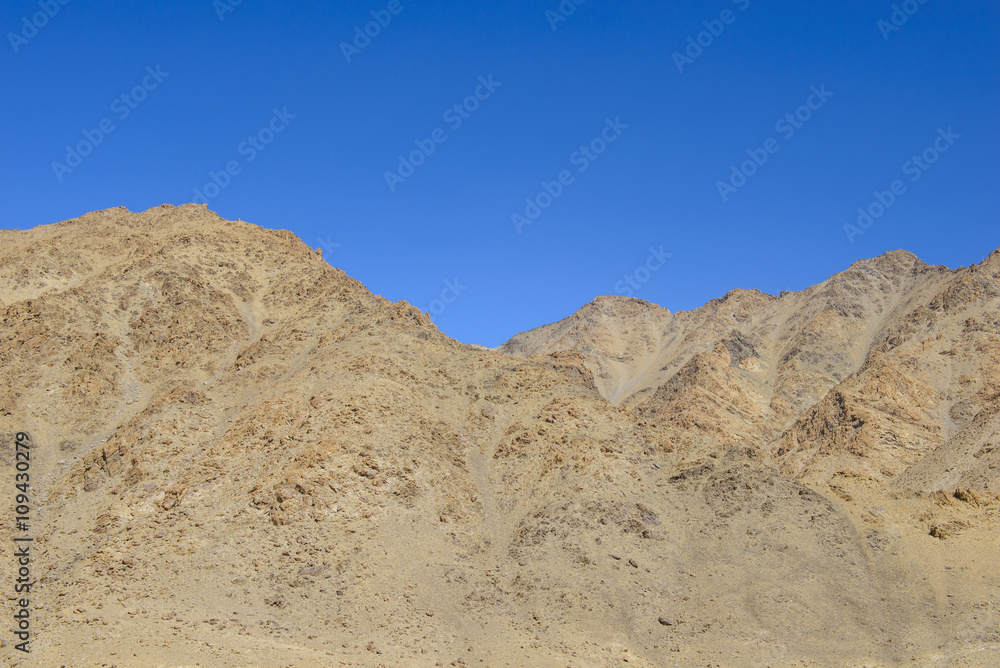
2,0,998,346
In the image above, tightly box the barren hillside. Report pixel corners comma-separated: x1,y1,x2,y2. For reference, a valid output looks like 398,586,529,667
1,205,998,667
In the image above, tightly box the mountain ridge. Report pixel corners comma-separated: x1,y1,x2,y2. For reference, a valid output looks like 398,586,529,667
2,205,998,667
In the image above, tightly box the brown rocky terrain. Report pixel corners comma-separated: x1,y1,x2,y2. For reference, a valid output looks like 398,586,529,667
1,205,998,667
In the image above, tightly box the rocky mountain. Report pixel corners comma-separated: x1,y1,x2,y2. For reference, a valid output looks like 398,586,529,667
503,249,1000,481
1,205,998,667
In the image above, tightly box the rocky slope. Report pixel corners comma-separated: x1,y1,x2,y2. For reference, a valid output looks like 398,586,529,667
503,249,1000,481
1,205,998,667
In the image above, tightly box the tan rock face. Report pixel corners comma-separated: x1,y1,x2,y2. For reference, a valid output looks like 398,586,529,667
2,205,998,667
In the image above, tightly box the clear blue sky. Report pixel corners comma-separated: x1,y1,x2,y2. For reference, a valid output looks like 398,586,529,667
3,0,998,346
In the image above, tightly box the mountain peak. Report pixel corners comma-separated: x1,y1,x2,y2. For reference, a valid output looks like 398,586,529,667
848,248,926,275
586,294,664,312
